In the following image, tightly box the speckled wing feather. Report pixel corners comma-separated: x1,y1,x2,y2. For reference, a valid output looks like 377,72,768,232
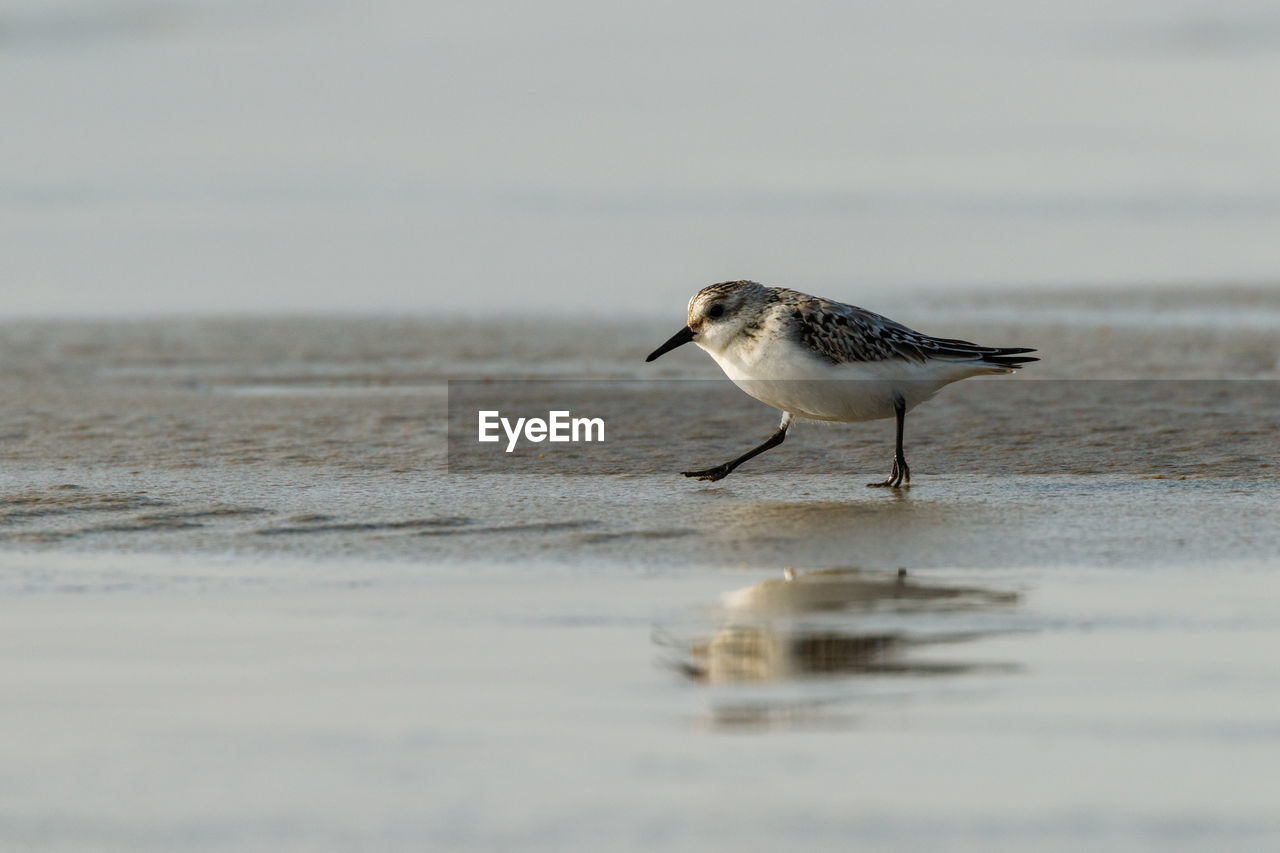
779,292,1038,367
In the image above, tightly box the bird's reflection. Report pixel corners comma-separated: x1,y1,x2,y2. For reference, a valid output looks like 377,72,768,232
663,568,1020,729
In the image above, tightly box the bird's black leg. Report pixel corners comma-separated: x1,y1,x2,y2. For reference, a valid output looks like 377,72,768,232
683,413,793,482
868,397,910,488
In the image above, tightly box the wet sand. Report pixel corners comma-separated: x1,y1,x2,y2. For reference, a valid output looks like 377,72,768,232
2,287,1279,850
1,288,1277,566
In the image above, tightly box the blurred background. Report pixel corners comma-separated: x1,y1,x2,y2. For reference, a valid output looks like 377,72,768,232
3,0,1280,317
5,7,1280,850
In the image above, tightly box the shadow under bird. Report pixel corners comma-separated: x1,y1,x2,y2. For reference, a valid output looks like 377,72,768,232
645,280,1038,487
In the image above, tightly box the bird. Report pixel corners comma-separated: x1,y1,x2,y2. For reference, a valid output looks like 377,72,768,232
644,280,1037,487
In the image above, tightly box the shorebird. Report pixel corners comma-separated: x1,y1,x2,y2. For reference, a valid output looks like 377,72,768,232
645,280,1037,487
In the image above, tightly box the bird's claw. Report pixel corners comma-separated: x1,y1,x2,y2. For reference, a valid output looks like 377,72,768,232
681,466,730,482
867,459,910,488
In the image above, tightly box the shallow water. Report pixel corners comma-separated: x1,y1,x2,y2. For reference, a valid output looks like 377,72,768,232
1,291,1279,850
4,557,1280,852
5,0,1280,845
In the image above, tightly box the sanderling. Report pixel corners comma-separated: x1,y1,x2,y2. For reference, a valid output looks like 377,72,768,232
645,280,1037,487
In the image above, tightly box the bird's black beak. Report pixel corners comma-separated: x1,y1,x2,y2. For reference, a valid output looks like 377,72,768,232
645,326,695,362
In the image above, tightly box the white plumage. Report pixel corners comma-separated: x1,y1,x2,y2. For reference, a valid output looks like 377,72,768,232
645,280,1037,487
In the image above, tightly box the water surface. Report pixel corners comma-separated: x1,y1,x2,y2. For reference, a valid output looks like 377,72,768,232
2,291,1279,850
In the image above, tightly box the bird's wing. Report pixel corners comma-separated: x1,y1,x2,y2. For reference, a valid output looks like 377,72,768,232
783,295,1036,367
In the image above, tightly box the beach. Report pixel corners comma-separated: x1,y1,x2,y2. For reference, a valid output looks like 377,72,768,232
5,0,1280,847
2,288,1279,850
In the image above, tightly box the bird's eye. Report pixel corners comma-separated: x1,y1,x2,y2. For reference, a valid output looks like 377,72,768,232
708,303,725,319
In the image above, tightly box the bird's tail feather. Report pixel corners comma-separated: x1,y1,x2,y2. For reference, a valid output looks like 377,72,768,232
922,336,1039,369
981,348,1038,368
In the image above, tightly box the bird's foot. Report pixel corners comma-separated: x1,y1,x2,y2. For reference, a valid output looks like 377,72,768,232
867,460,910,489
866,477,910,489
681,464,732,482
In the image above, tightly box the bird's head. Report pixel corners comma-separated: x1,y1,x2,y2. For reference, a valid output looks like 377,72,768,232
646,280,768,361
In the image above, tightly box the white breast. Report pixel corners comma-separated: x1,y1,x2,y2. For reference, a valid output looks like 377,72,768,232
700,333,998,423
